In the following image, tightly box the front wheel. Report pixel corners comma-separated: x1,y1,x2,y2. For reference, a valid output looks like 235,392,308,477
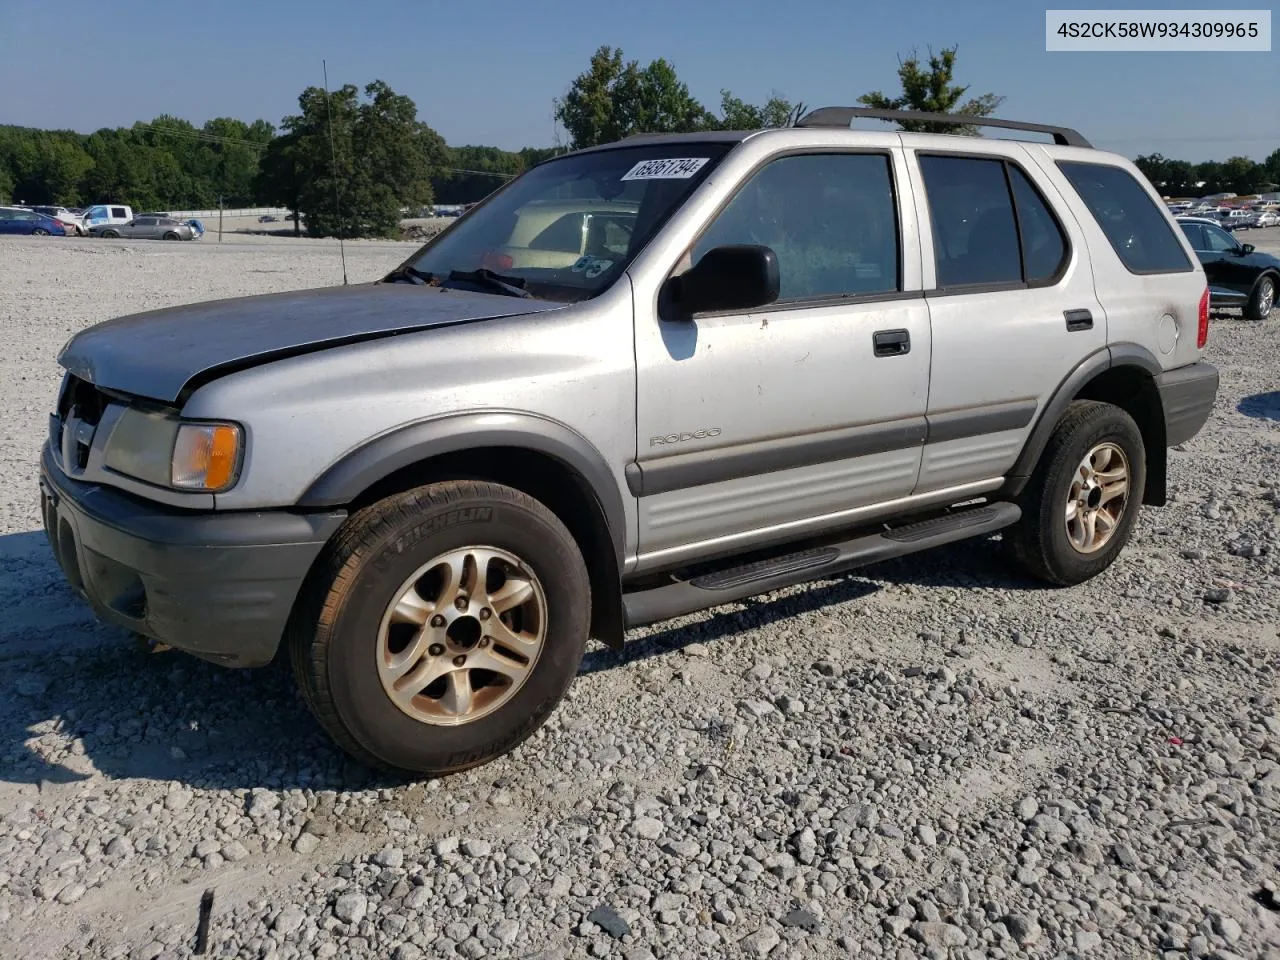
101,230,119,239
289,480,591,776
1245,275,1276,321
162,231,179,241
1005,400,1146,586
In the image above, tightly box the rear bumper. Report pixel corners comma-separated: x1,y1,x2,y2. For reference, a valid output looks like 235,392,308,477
40,442,346,667
1156,360,1219,447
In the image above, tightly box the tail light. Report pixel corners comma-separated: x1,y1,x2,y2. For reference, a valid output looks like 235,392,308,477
1196,286,1210,349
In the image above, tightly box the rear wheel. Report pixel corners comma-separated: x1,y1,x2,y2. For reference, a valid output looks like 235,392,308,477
32,227,49,236
1245,274,1276,321
1005,401,1146,586
289,480,591,776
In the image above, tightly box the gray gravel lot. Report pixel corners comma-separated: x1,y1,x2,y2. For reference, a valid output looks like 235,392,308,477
1,232,1278,960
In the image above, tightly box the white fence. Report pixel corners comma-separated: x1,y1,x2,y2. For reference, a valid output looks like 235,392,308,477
163,207,292,219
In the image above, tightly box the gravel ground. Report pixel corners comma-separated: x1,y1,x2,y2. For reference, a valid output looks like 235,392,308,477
1,232,1278,960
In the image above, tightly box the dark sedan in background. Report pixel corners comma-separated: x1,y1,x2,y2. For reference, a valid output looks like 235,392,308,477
0,207,69,236
1177,216,1279,321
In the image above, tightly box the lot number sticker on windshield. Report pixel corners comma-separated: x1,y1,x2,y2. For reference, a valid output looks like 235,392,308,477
621,157,709,181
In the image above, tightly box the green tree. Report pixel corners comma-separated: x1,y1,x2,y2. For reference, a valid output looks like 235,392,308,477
714,91,806,129
254,130,305,234
432,145,522,204
272,80,444,238
857,46,1004,135
8,132,93,204
554,46,710,149
1264,148,1280,189
1220,155,1264,194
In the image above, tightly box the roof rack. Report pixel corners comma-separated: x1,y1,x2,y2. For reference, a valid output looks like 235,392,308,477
795,107,1092,148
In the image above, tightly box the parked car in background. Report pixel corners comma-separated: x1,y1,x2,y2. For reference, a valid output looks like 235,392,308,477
31,205,87,235
1254,211,1280,228
91,216,197,241
0,207,68,236
81,204,134,232
1177,216,1279,320
258,214,278,223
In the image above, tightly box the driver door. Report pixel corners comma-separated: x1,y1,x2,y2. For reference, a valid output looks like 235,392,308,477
1180,221,1251,303
631,146,931,566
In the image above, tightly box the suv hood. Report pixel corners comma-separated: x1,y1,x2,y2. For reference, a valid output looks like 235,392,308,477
58,282,563,404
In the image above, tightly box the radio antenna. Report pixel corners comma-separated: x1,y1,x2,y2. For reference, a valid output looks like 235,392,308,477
322,58,348,285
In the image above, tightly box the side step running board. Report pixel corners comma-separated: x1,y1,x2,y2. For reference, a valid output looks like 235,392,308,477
622,501,1021,628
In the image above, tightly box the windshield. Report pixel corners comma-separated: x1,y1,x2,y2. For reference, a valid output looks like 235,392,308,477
397,142,735,301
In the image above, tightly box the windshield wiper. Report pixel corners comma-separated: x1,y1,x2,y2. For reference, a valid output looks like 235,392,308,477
445,268,533,299
385,264,435,285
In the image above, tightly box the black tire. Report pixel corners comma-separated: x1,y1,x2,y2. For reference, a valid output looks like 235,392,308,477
288,480,591,776
32,227,49,236
1005,400,1146,586
102,230,119,239
162,232,179,241
1244,274,1276,322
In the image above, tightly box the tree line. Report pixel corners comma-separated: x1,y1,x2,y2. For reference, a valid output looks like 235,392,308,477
2,45,1274,239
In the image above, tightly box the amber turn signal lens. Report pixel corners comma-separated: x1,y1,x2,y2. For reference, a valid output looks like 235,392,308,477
172,423,242,491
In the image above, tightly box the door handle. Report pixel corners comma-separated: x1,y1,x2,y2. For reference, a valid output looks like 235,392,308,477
873,328,911,357
1064,309,1093,332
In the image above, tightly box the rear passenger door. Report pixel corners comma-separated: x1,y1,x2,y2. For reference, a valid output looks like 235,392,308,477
906,144,1106,495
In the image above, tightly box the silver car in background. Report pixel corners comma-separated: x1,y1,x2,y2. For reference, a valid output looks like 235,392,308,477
91,216,196,241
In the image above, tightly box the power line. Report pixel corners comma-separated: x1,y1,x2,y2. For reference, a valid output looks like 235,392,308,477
132,124,270,149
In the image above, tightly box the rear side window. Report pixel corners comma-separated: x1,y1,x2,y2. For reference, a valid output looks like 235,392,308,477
1177,222,1204,250
111,207,127,219
918,155,1069,288
1057,161,1192,274
1008,166,1067,282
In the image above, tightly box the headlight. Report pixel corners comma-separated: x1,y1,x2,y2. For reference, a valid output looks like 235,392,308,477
104,409,242,492
171,422,242,491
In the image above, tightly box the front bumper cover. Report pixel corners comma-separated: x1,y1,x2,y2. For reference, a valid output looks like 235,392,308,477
39,442,346,667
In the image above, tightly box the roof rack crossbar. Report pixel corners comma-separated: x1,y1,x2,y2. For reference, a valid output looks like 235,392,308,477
795,107,1092,148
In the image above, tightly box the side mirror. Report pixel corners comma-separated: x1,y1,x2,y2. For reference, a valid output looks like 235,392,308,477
1240,243,1254,255
663,244,780,318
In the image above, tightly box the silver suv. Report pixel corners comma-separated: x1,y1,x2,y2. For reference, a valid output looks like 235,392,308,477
41,109,1219,775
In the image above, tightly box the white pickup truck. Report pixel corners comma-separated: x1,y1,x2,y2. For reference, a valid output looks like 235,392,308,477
80,203,134,233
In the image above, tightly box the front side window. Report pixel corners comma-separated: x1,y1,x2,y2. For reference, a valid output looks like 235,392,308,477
691,152,901,301
1202,224,1239,252
1057,160,1192,274
403,143,732,302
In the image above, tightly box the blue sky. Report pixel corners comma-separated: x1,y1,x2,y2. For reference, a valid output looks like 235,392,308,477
1,0,1275,161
